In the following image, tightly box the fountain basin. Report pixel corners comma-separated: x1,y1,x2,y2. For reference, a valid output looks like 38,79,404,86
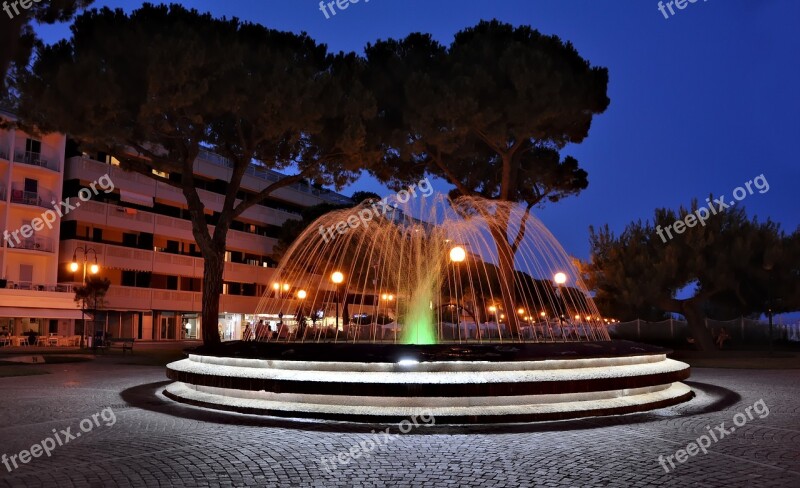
165,340,693,423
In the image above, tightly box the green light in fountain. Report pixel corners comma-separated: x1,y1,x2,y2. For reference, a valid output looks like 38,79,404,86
402,281,437,345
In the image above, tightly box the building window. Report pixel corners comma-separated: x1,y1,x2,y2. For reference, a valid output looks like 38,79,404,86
19,264,33,287
122,233,138,247
165,240,180,254
25,138,42,155
122,271,136,287
24,178,38,194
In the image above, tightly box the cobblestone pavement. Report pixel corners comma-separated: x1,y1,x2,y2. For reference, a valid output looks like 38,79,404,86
0,359,798,487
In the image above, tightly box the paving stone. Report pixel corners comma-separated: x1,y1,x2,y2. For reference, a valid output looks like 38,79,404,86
0,360,798,487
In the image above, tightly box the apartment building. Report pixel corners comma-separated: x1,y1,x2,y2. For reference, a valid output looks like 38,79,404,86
60,147,352,341
0,111,82,339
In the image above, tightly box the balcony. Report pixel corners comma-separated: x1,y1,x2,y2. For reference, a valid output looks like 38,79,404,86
0,146,8,161
65,199,278,255
196,148,351,205
9,236,54,253
103,285,265,313
14,151,60,172
0,185,6,201
0,284,80,311
1,281,75,292
66,157,299,227
10,186,55,210
63,239,277,282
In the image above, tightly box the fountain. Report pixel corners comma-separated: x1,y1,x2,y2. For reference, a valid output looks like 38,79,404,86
165,196,692,423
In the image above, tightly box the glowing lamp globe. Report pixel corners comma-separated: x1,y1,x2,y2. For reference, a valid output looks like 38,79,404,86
449,246,466,263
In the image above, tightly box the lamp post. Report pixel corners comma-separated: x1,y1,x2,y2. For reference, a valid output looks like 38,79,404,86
296,289,307,340
553,272,567,341
331,271,344,332
71,246,99,349
449,246,466,339
763,262,774,355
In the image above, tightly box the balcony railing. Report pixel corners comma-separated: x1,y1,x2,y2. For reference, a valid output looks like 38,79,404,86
10,186,54,209
14,151,59,172
9,236,54,253
0,281,74,292
196,148,351,206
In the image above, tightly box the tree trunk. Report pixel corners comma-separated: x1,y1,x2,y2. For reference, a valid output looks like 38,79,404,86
201,249,224,347
490,222,520,339
681,300,716,352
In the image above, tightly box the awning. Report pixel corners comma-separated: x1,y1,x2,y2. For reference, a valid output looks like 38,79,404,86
120,189,154,208
0,307,87,320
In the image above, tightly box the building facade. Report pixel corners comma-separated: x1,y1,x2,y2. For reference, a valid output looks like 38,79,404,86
0,111,82,340
0,112,353,343
59,147,352,341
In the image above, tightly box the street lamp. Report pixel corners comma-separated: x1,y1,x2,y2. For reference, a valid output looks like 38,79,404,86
449,246,467,338
763,262,774,355
71,246,100,349
553,271,568,342
449,246,466,263
331,271,344,331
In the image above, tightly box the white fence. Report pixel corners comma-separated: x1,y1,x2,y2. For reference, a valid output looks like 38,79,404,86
608,318,800,343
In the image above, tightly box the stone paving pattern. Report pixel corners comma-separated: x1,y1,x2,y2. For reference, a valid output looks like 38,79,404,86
0,359,798,487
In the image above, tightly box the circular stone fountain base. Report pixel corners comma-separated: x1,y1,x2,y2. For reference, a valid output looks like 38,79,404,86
164,341,693,424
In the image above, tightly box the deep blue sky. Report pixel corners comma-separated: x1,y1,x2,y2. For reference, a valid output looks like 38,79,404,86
36,0,800,259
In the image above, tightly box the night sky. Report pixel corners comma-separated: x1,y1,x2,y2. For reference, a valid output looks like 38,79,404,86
36,0,800,259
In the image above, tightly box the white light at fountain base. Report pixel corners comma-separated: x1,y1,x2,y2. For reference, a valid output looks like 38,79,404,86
398,359,419,366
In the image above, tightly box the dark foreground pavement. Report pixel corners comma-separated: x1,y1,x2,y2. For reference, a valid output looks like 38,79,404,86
0,357,798,487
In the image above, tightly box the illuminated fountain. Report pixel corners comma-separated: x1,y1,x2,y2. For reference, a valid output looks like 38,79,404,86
166,196,692,423
251,195,609,344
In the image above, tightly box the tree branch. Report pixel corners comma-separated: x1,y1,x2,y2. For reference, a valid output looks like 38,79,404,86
430,150,475,198
470,127,503,155
510,202,535,254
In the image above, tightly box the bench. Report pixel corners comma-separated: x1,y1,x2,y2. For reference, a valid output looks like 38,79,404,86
105,338,135,355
